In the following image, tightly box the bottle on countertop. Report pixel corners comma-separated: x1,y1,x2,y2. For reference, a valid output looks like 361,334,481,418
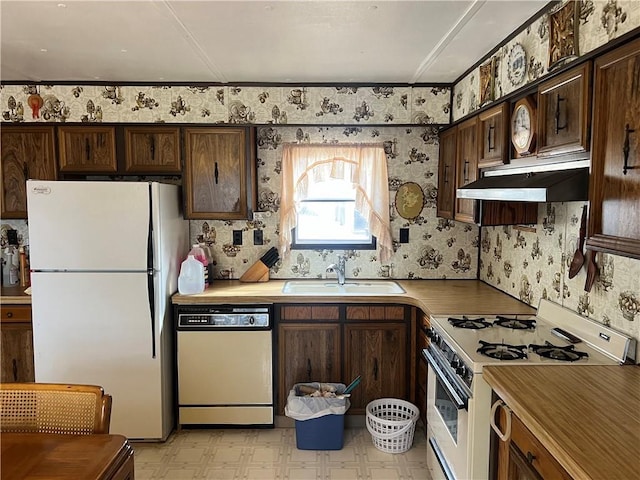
178,255,205,295
18,245,30,287
4,247,19,286
199,243,215,285
187,244,208,285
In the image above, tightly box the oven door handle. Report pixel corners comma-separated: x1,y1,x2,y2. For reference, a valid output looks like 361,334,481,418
423,349,468,410
490,399,512,442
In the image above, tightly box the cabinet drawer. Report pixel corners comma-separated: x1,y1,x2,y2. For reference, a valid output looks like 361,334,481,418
346,305,405,321
279,305,339,321
511,412,572,480
0,305,31,323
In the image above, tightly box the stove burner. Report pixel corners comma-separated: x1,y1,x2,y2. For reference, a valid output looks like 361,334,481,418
448,316,493,329
493,316,537,330
529,342,589,362
477,341,528,360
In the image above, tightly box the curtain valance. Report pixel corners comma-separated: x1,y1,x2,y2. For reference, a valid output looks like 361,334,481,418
279,143,392,262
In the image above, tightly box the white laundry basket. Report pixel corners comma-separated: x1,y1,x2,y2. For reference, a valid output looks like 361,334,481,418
366,398,419,454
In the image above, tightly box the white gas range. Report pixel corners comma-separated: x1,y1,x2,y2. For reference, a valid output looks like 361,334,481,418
422,299,636,480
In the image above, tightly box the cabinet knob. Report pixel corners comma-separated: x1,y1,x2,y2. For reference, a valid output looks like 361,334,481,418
526,451,536,464
12,359,18,381
6,311,13,318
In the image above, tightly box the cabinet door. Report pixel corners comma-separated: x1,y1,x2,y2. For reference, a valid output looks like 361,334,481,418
587,38,640,259
454,117,478,223
437,126,457,219
124,127,181,174
0,305,34,382
1,126,57,218
344,323,407,413
537,62,591,156
277,323,341,414
58,126,117,173
478,103,509,168
183,127,256,220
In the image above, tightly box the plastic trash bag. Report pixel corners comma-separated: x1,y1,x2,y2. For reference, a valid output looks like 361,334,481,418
284,383,350,421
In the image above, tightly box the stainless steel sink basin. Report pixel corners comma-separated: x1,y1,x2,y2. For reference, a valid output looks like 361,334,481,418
282,280,405,295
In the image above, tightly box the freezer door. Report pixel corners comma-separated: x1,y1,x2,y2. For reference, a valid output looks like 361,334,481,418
27,180,150,271
31,271,170,440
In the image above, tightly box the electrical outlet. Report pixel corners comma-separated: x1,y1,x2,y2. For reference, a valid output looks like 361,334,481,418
7,230,18,246
253,230,264,245
232,230,243,246
399,228,409,243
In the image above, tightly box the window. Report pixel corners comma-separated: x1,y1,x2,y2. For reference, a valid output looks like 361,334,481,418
292,178,376,249
279,143,393,261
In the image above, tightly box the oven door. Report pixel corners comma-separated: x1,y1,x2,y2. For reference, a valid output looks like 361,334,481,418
425,351,470,480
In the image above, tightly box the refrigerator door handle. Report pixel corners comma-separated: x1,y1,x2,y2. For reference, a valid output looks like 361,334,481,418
147,184,156,359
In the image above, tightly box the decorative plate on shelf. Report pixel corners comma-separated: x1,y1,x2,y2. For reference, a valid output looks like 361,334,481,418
507,43,527,87
395,182,424,220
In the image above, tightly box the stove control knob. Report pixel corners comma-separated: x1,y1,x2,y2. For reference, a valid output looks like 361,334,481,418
450,358,460,369
456,365,466,376
426,328,435,339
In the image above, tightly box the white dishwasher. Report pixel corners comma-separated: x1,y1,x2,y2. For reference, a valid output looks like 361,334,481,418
176,305,273,427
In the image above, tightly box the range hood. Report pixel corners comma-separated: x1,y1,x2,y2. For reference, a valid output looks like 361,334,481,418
456,162,589,202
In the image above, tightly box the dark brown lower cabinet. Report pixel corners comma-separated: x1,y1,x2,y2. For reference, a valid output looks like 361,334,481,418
0,305,34,382
277,322,341,415
276,304,409,415
344,323,407,414
495,400,572,480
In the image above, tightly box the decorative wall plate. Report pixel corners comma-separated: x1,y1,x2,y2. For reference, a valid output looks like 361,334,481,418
395,182,424,220
479,58,496,106
507,43,527,86
548,1,579,71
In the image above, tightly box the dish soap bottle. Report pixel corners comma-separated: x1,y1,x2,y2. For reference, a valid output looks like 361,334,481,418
178,255,205,294
187,244,208,285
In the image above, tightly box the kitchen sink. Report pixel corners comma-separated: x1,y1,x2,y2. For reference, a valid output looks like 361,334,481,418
282,280,405,295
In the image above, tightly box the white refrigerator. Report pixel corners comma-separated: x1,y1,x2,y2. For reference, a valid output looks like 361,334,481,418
27,180,188,441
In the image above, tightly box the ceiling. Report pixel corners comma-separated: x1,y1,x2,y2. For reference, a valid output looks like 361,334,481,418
0,0,548,85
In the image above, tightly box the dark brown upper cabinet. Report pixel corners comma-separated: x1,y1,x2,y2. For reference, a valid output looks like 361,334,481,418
586,38,640,260
478,102,509,168
1,126,57,219
454,117,479,223
537,62,591,157
58,126,117,174
124,127,181,174
437,126,457,220
183,127,256,220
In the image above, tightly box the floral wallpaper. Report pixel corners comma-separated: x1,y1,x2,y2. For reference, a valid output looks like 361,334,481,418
452,0,640,120
0,84,475,282
193,125,478,281
480,202,640,346
0,84,449,126
452,0,640,347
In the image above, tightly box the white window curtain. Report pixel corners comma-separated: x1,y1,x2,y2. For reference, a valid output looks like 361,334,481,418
279,143,393,262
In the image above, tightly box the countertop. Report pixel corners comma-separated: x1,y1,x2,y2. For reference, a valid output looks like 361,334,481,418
483,365,640,480
171,279,536,316
0,285,31,305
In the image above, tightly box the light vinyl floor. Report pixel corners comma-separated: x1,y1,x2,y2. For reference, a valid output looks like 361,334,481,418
132,426,431,480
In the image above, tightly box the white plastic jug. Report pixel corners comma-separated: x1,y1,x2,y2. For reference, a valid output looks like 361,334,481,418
178,255,205,294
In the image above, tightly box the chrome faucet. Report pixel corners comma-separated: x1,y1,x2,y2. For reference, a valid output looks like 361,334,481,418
326,255,347,285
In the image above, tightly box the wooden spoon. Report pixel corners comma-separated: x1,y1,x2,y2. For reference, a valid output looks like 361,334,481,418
584,250,598,293
568,205,587,279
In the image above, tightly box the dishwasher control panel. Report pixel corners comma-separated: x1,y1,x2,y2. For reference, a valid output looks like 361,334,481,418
177,305,271,329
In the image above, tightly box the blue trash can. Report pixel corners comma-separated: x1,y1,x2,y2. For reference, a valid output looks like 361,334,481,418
285,383,350,451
